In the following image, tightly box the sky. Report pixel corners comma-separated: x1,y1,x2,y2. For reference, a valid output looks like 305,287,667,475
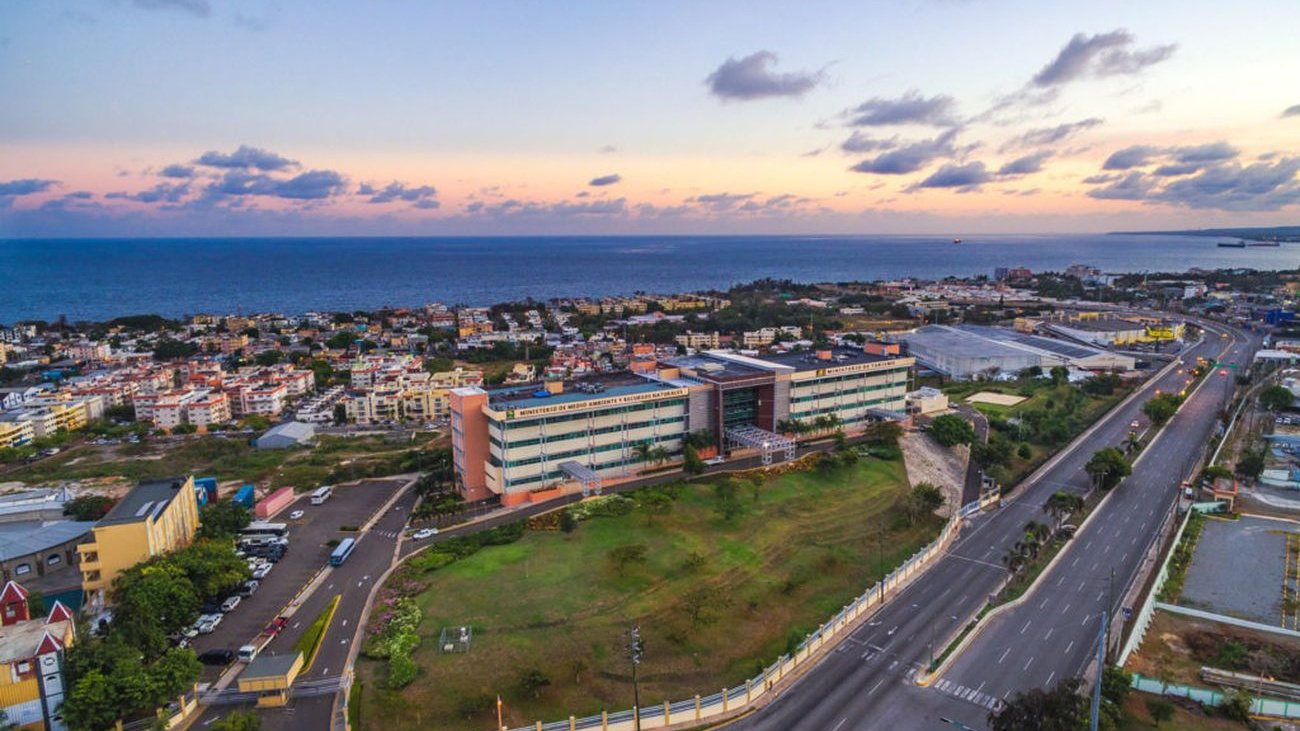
1,0,1299,237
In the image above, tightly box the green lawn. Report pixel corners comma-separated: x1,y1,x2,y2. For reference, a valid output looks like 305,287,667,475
356,457,941,730
295,594,341,671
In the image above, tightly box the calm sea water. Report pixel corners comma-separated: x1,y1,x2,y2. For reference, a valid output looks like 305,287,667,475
0,235,1295,322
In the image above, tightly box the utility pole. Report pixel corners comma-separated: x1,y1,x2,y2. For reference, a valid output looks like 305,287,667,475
628,624,643,731
1105,568,1116,662
877,523,886,602
1090,612,1108,731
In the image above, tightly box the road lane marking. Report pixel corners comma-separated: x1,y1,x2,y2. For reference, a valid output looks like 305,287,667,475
1061,602,1071,615
1023,657,1034,671
998,647,1011,664
1020,620,1032,635
868,679,885,695
830,719,848,731
1066,640,1074,654
1044,628,1053,641
1046,670,1056,686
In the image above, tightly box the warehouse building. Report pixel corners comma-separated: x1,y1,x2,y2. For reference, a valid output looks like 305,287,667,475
896,325,1134,380
450,346,913,505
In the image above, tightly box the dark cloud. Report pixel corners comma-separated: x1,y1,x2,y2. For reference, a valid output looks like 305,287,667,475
159,164,195,179
1170,141,1238,164
1031,30,1176,87
412,199,441,210
598,145,618,154
1001,118,1103,151
844,90,958,127
133,0,210,16
849,130,961,175
588,174,622,187
705,51,825,101
841,131,898,153
1152,163,1201,177
688,192,757,212
1082,173,1120,184
1086,157,1300,211
912,162,992,191
364,181,438,204
107,182,189,203
1283,105,1300,118
1102,145,1162,170
201,169,345,201
0,179,57,196
272,170,347,200
196,145,297,172
997,151,1052,176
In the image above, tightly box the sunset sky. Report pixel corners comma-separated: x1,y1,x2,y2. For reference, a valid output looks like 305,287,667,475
2,0,1299,236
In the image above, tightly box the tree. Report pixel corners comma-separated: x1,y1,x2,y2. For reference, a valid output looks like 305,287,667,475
907,483,945,523
972,436,1014,470
682,443,706,475
559,510,578,534
864,420,903,445
680,585,733,627
254,350,283,366
1085,448,1131,490
64,494,117,521
1142,393,1184,426
1043,490,1083,525
929,414,976,447
1049,365,1069,387
1100,666,1132,709
637,490,673,525
1023,365,1043,379
333,403,348,425
712,479,743,521
1145,698,1173,726
1235,449,1265,480
168,540,250,600
1260,384,1295,411
198,499,252,540
110,567,201,661
325,331,358,350
152,339,197,360
607,544,648,575
520,668,551,699
105,404,136,422
988,677,1088,731
1219,689,1253,722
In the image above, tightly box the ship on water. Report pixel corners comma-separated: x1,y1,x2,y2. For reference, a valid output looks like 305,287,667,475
1217,240,1246,248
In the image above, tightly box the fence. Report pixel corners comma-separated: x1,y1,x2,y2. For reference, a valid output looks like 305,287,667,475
505,515,967,731
1131,673,1300,721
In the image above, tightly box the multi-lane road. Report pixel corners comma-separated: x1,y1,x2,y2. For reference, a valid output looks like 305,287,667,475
730,320,1257,731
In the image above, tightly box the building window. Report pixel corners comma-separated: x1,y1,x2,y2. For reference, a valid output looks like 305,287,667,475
15,563,31,576
15,661,29,674
47,553,61,566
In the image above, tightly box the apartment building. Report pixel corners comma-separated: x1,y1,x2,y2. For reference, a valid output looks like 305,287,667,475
78,477,200,610
0,419,34,449
674,331,721,350
133,389,230,430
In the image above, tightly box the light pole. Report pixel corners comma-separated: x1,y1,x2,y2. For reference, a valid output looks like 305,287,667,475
628,624,643,731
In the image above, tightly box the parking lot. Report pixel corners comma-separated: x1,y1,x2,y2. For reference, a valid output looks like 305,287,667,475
189,478,406,682
1180,514,1294,626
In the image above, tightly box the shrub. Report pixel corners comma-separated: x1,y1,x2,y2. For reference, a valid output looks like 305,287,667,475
385,653,418,689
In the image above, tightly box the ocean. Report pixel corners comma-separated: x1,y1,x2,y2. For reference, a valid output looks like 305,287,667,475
1,234,1295,322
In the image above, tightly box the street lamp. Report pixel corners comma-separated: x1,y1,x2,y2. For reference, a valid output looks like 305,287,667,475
628,625,644,731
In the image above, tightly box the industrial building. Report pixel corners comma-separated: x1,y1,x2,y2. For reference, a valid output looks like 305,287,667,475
450,346,913,505
1040,312,1185,346
896,325,1135,380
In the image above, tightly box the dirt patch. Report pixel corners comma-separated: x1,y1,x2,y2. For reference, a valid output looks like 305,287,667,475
965,391,1027,406
899,432,967,518
1125,608,1300,686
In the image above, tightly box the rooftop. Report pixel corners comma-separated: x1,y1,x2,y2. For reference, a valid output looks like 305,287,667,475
0,520,94,561
664,352,773,383
97,477,189,527
486,372,676,411
762,347,899,372
242,651,302,679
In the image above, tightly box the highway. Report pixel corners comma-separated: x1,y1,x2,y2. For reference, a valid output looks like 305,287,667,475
730,320,1257,731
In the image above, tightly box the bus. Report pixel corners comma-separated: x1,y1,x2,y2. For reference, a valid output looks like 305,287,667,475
329,537,356,566
239,522,289,539
310,485,333,505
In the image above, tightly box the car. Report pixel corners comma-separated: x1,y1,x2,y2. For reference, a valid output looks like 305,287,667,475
704,456,727,466
201,601,222,614
238,580,259,597
1129,420,1141,429
220,596,241,613
181,625,199,640
263,616,289,636
412,528,438,540
197,649,235,666
252,565,271,580
237,645,261,663
289,510,305,520
197,620,218,635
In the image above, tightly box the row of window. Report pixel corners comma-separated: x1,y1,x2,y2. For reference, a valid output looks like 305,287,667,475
792,367,909,389
789,381,904,404
505,448,686,487
789,395,900,419
493,432,684,469
12,552,64,576
490,415,686,450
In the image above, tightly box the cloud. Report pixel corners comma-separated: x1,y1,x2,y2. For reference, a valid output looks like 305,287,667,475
158,164,195,179
1282,104,1300,119
195,145,297,171
705,51,825,101
849,130,961,175
1031,30,1176,87
912,161,992,191
841,131,898,153
997,151,1052,176
588,174,622,187
411,199,441,210
363,181,438,205
106,182,189,203
1082,173,1120,184
844,90,958,127
1102,145,1162,170
133,0,210,16
598,145,618,154
1152,163,1201,177
1001,118,1103,150
688,192,757,211
0,179,57,196
272,170,347,200
1170,141,1238,164
1086,157,1300,210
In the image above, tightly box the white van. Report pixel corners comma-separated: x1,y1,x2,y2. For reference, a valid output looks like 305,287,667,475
237,644,260,663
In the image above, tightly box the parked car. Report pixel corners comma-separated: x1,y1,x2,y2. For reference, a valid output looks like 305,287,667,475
252,565,272,580
220,596,241,613
289,510,305,520
412,528,438,540
237,644,260,663
238,580,259,597
263,616,289,636
197,649,235,666
197,619,218,635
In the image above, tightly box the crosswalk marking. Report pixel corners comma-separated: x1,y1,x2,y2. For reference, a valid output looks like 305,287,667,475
934,680,1003,712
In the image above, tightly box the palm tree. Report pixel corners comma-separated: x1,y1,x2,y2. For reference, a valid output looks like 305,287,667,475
1024,520,1051,548
648,446,669,465
632,442,652,464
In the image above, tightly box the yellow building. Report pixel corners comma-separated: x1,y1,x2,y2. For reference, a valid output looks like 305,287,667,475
0,420,34,450
78,477,200,610
238,652,303,707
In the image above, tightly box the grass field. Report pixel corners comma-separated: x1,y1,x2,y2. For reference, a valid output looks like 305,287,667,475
295,594,341,671
1118,692,1245,730
356,457,941,730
